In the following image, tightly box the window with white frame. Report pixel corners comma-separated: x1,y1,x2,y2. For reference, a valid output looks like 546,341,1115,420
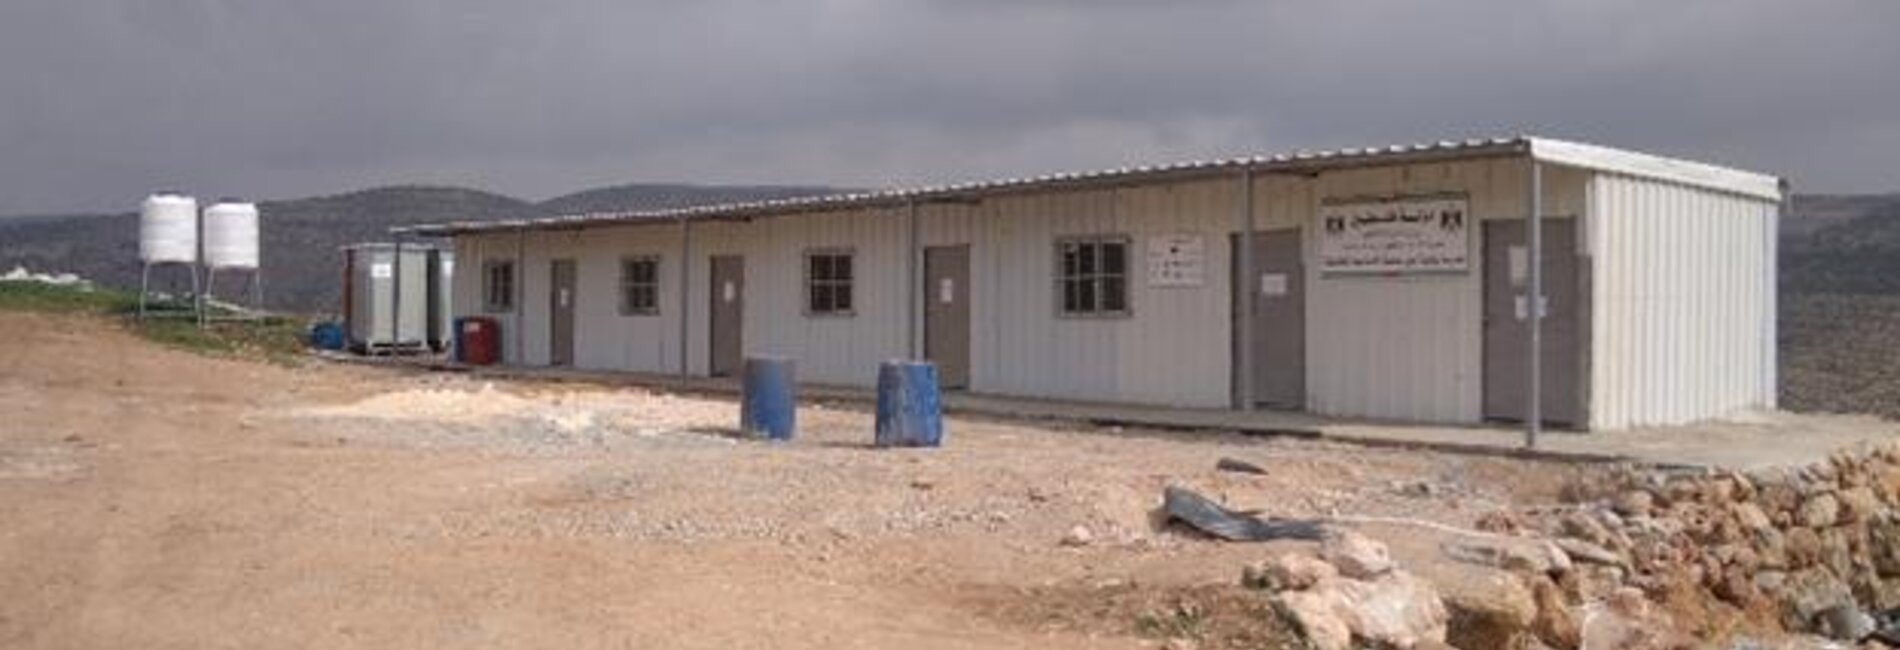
619,256,660,316
804,250,854,316
483,260,515,313
1056,236,1129,317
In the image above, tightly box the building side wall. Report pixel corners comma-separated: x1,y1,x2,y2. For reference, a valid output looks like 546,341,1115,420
1302,160,1588,423
1587,173,1778,429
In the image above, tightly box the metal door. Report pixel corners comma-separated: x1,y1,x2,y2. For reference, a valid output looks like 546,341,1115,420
1231,229,1306,409
1482,219,1582,425
549,259,577,367
708,255,744,377
924,245,971,389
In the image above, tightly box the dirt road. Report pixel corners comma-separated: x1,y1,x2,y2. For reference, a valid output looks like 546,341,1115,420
0,311,1590,648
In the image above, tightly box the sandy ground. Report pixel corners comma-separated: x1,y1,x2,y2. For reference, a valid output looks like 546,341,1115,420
0,311,1601,649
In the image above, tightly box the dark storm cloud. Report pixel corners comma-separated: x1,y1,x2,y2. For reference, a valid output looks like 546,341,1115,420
0,0,1894,213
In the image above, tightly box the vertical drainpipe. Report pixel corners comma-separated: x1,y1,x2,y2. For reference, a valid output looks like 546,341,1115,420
513,226,526,366
677,215,691,376
1527,155,1545,449
907,197,920,359
1235,165,1256,410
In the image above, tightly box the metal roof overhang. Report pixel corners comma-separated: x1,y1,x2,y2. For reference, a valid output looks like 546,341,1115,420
394,135,1780,238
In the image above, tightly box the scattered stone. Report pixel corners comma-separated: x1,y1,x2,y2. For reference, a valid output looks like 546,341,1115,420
1061,525,1094,547
1560,512,1614,547
1243,553,1336,592
1529,576,1582,650
1839,486,1882,523
1713,566,1762,606
1798,493,1842,529
1474,510,1523,535
1442,538,1569,577
1815,604,1876,641
1872,518,1900,576
1732,502,1773,532
1787,527,1824,569
909,477,936,490
1441,571,1537,650
1553,538,1622,568
1274,590,1353,650
1322,531,1394,580
1606,586,1651,619
1773,568,1856,632
1332,571,1449,649
1614,490,1655,518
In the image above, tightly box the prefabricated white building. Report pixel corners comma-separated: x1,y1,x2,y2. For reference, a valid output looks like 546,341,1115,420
401,137,1783,431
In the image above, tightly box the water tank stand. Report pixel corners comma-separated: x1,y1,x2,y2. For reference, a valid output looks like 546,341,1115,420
202,267,265,321
137,261,202,322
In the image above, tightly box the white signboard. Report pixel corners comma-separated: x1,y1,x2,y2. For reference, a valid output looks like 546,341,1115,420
370,262,393,279
1147,233,1205,287
1318,196,1469,274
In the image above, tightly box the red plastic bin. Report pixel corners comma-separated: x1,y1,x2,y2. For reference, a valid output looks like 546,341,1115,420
456,316,500,366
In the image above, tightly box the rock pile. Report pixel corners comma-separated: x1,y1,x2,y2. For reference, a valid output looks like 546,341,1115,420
1517,441,1900,642
1245,531,1450,649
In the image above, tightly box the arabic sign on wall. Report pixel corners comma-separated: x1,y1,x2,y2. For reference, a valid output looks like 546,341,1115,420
1318,195,1469,274
1147,233,1205,287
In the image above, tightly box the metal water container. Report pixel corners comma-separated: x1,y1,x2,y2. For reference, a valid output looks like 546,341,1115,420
342,243,431,352
427,249,455,351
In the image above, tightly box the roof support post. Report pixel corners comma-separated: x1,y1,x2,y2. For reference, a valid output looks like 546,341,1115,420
1527,157,1544,449
677,216,691,376
1235,166,1256,410
907,198,920,359
392,237,404,348
513,227,526,365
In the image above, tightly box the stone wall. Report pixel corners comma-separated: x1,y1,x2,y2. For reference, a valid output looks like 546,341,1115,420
1527,441,1900,640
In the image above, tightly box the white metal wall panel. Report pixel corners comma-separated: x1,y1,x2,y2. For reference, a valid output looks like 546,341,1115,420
740,207,911,386
1587,173,1776,429
970,179,1238,407
1303,160,1588,423
561,224,683,374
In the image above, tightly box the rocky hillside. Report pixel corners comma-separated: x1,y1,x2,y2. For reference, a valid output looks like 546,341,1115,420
0,184,838,314
1779,194,1900,419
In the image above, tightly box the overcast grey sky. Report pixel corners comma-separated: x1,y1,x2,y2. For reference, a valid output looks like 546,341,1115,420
1,0,1894,214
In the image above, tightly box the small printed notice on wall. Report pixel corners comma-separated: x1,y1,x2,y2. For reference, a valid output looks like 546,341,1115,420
1318,195,1469,274
1147,233,1205,287
370,262,393,279
1259,273,1288,297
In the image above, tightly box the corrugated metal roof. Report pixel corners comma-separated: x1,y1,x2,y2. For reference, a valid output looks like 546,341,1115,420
395,135,1779,236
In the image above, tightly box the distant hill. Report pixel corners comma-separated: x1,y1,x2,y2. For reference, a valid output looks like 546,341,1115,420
1778,193,1900,419
1781,193,1900,295
0,183,840,314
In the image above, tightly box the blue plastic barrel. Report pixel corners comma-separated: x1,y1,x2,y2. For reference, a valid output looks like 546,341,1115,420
309,322,346,351
740,356,797,441
451,316,470,362
875,360,943,447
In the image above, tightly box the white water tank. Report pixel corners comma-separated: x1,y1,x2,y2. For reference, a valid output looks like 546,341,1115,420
139,194,199,264
203,201,260,269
